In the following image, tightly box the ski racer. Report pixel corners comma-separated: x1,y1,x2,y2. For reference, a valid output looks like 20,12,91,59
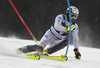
17,6,81,59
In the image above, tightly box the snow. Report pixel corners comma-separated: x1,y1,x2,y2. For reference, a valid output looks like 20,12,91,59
0,37,100,68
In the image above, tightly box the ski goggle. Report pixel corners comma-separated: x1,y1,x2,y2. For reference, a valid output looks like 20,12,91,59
66,11,78,19
71,14,78,19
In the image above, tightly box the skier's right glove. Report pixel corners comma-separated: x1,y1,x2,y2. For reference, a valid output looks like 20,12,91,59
65,25,75,33
74,48,81,59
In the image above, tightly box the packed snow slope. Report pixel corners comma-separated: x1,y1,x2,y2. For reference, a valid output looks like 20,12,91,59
0,37,100,68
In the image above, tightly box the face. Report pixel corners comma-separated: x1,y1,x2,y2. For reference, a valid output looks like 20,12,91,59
71,18,75,22
67,14,77,22
71,14,77,22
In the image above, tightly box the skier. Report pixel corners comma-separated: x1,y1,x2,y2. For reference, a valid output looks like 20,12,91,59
17,6,81,59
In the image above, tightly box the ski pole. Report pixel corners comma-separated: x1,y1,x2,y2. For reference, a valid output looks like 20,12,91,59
9,0,38,44
65,0,72,56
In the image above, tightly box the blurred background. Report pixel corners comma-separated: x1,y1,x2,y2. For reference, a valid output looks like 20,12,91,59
0,0,100,48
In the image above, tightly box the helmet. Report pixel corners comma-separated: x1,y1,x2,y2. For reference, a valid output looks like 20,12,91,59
66,6,79,19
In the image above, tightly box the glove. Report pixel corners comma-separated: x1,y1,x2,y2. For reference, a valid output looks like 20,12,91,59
65,25,75,33
74,48,81,59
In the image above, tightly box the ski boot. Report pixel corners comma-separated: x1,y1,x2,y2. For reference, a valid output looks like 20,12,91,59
15,45,43,54
39,49,49,56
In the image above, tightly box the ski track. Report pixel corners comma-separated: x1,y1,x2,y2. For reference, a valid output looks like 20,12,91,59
0,37,100,68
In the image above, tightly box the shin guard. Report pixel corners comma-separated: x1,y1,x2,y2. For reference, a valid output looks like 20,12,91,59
47,39,68,54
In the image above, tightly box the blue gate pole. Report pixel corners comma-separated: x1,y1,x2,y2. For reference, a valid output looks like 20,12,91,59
65,0,72,56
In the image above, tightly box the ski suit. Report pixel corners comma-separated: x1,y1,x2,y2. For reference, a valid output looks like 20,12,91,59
39,14,80,53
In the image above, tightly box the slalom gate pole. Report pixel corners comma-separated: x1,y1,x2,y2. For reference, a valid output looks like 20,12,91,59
9,0,38,44
65,0,72,56
9,0,71,48
9,0,65,45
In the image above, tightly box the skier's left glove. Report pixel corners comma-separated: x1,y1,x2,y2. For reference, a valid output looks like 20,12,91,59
74,48,81,59
65,25,75,33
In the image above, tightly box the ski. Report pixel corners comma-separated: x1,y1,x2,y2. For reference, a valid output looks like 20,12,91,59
17,54,40,60
0,52,40,60
17,54,68,61
40,55,68,61
25,54,68,61
0,52,68,61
